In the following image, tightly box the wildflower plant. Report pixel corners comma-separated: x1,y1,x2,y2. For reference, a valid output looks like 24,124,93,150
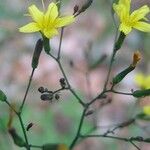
0,0,150,150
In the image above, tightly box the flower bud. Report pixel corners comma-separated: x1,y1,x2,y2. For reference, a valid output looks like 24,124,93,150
59,78,66,88
8,128,26,147
132,89,150,98
75,0,93,16
55,94,60,100
41,93,53,101
32,39,43,69
113,65,135,85
38,87,45,93
73,5,79,15
26,123,34,131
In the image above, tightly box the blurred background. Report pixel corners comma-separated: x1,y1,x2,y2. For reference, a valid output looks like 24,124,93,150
0,0,150,149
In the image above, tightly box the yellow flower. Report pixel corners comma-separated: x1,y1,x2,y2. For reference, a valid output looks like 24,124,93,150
19,2,75,38
143,106,150,116
113,0,150,34
135,73,150,89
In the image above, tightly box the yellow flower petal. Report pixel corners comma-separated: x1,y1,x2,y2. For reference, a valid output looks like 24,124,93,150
133,21,150,32
119,23,132,34
43,28,58,38
19,22,40,32
113,4,129,22
143,106,150,116
45,2,58,25
54,16,75,28
28,5,44,24
130,5,150,22
119,0,131,13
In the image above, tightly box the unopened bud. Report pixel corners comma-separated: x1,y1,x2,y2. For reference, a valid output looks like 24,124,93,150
113,66,135,85
75,0,93,16
8,128,26,147
59,78,66,88
55,94,60,100
41,93,53,101
32,39,43,69
132,89,150,98
73,5,79,15
85,110,94,116
38,87,45,93
26,123,33,131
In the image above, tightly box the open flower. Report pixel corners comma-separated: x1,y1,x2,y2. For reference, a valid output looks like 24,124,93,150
135,73,150,90
19,2,75,38
113,0,150,34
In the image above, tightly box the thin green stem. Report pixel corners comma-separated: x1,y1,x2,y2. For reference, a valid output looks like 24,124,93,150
87,90,109,106
19,68,35,113
80,134,150,143
29,144,42,149
111,90,133,96
57,27,64,60
17,114,30,150
103,32,126,91
69,108,88,149
57,54,85,106
130,141,141,150
5,100,18,114
103,50,117,91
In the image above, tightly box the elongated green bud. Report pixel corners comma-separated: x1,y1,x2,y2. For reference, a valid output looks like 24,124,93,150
113,65,135,85
8,128,26,147
133,89,150,98
75,0,93,17
0,89,7,102
32,39,43,69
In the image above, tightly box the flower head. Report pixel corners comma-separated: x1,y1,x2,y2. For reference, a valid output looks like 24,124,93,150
135,73,150,89
19,2,75,38
113,0,150,34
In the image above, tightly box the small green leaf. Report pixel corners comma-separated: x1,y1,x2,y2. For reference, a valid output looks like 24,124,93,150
0,89,7,102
